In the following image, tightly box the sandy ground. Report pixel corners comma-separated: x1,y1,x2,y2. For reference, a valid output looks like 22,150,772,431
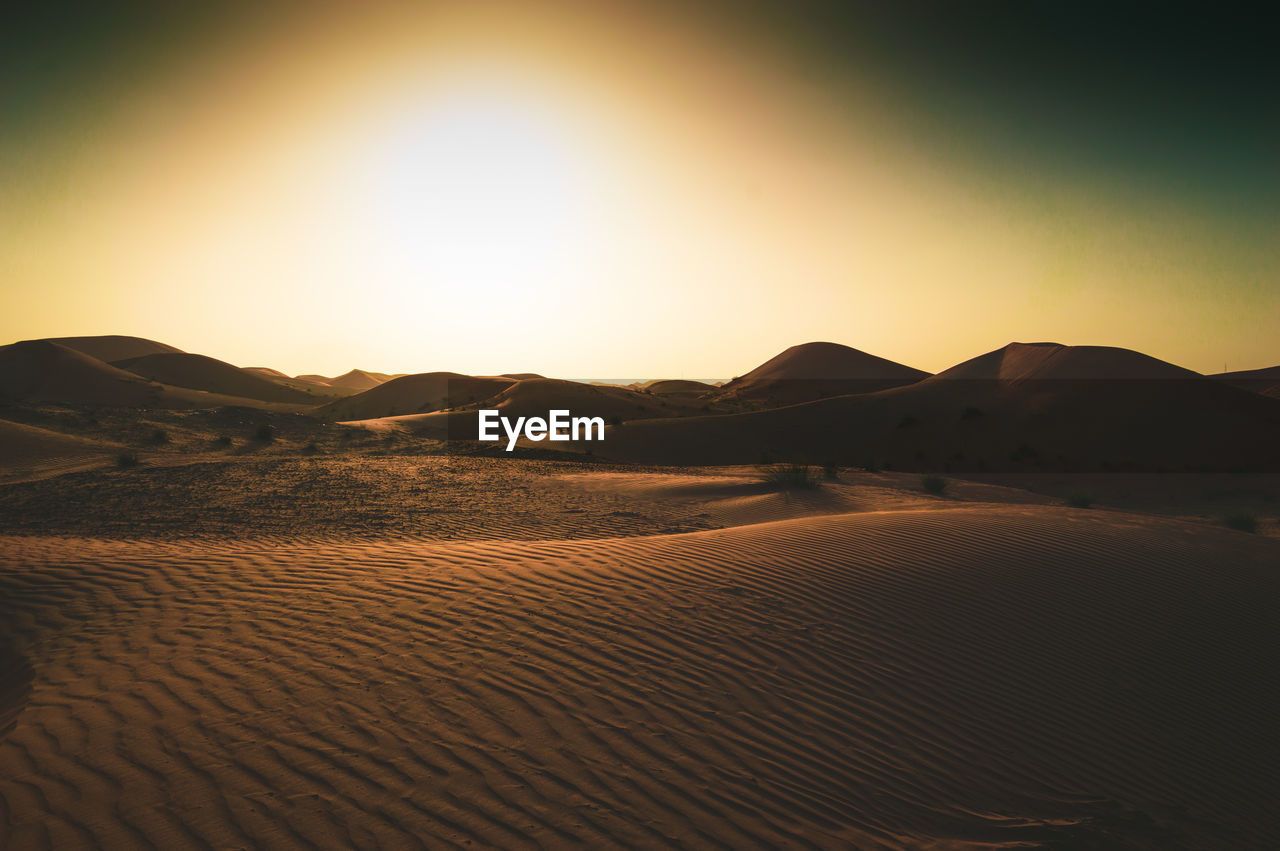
3,441,1280,848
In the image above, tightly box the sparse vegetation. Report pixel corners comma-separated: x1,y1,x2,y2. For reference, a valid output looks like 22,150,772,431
1066,493,1095,508
254,424,276,442
862,460,880,473
921,474,948,495
759,463,821,490
116,451,139,469
148,428,170,445
214,435,232,448
303,441,319,454
1221,511,1258,534
822,462,840,481
609,415,624,427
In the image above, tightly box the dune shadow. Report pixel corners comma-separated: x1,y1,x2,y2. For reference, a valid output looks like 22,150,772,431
0,637,34,743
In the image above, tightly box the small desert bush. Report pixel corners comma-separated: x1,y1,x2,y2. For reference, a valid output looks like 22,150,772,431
759,464,821,490
1066,493,1095,508
148,428,170,445
822,462,840,481
254,424,276,442
1221,511,1258,534
116,451,139,469
609,415,624,427
303,441,319,454
921,474,948,495
214,435,232,447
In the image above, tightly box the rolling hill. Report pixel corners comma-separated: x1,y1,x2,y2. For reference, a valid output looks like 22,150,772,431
0,341,169,407
315,372,517,421
1212,365,1280,399
716,341,929,406
32,334,183,362
113,353,317,404
594,342,1280,472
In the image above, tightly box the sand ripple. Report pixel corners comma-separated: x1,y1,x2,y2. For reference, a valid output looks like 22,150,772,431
2,508,1278,848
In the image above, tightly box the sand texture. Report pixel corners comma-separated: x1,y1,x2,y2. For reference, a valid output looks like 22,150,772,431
3,504,1279,849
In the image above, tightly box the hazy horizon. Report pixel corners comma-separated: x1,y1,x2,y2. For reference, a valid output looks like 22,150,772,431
4,2,1277,377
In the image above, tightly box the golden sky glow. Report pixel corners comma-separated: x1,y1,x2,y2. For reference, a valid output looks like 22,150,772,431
3,2,1276,377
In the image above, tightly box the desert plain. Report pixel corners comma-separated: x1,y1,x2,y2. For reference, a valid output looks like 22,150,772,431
2,334,1279,849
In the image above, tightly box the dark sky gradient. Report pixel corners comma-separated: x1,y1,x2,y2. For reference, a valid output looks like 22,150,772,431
721,2,1279,210
2,1,1276,374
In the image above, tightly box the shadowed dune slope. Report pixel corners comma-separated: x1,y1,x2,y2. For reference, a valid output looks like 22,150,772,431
1,508,1278,848
370,376,707,439
933,341,1201,381
0,341,167,407
0,420,119,472
30,335,182,362
1212,365,1280,399
484,377,702,420
243,368,352,397
639,379,718,396
718,341,929,406
0,342,316,411
317,372,516,421
327,369,400,391
114,353,317,404
597,343,1280,471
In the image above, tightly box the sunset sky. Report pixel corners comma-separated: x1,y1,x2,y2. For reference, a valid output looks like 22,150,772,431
3,2,1276,378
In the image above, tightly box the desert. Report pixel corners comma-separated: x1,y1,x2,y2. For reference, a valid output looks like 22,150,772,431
5,4,1278,846
2,333,1278,849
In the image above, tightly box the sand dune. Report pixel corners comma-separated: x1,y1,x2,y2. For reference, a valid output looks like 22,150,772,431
0,341,319,412
934,341,1201,381
638,379,718,397
114,353,318,404
327,369,400,391
317,372,517,421
0,420,119,478
0,341,168,408
717,342,929,407
360,376,710,440
30,335,182,362
2,507,1277,848
1213,365,1280,399
243,366,288,379
244,368,355,397
596,342,1280,471
484,377,705,420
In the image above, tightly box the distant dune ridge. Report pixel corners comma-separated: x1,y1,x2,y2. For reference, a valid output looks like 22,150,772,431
2,334,1278,471
596,342,1280,472
1213,364,1280,399
32,334,183,362
315,372,518,421
112,353,318,404
0,340,165,408
716,341,929,406
341,375,707,439
932,341,1201,381
637,379,718,396
327,369,399,391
